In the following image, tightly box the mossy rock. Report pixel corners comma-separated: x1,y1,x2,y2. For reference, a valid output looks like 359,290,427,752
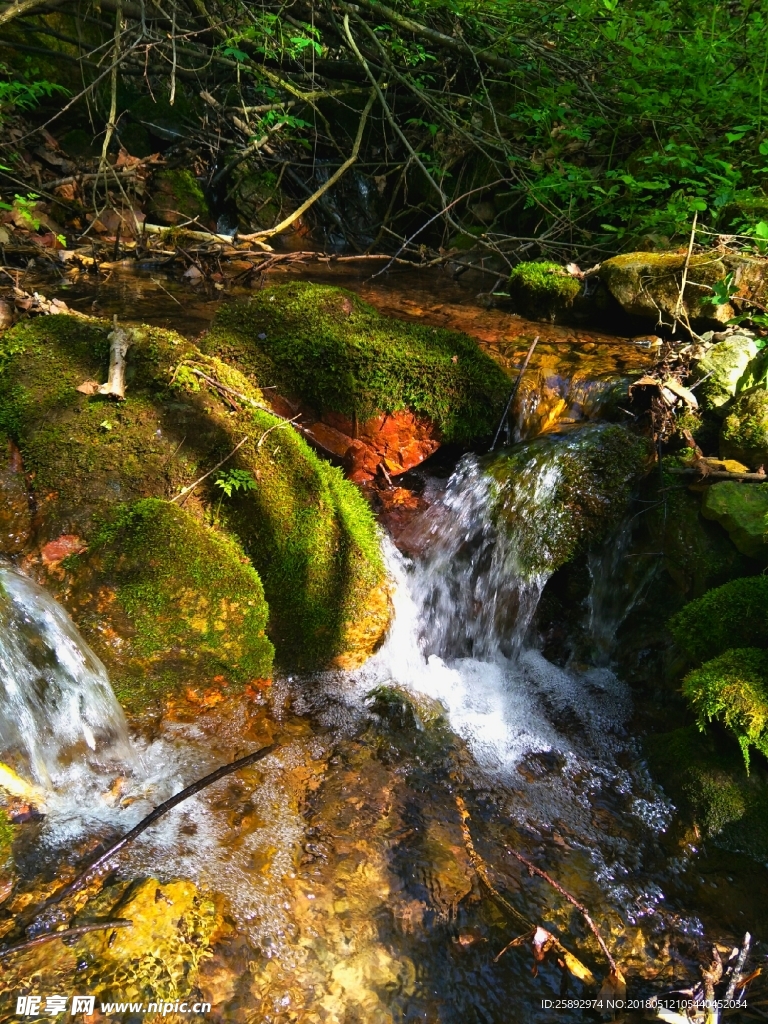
701,480,768,559
669,575,768,662
0,807,13,896
0,315,388,678
149,169,210,226
720,388,768,469
691,333,759,411
682,647,768,769
507,261,582,321
600,251,732,325
645,465,750,597
77,878,219,1002
485,423,650,578
66,499,274,713
228,166,282,232
646,725,768,859
203,282,510,444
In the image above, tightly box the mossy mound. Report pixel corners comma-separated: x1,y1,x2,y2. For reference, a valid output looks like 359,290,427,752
646,725,768,859
720,388,768,469
0,315,388,679
701,480,768,559
485,422,650,577
149,168,210,226
67,500,274,712
682,648,768,769
203,281,510,443
669,575,768,662
507,261,582,321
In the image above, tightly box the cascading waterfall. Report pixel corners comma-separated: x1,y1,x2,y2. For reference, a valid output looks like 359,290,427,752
0,565,133,790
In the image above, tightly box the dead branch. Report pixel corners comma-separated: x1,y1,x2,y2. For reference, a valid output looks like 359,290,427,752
29,743,277,932
98,319,134,400
0,0,67,28
490,335,539,450
669,468,768,482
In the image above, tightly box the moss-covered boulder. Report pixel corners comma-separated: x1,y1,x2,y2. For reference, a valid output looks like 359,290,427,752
682,648,768,769
600,251,732,325
646,725,768,859
228,165,283,232
0,314,388,679
669,575,768,662
701,480,768,559
65,500,274,713
692,332,759,410
507,261,582,321
149,168,210,226
720,387,768,468
203,282,510,444
645,466,750,596
485,423,650,577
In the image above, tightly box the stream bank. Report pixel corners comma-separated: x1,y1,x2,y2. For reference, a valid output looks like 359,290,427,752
0,266,766,1023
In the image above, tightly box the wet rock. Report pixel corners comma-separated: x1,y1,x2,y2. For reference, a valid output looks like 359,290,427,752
701,481,768,559
0,808,13,904
692,332,759,410
149,168,210,227
40,534,87,564
720,387,768,467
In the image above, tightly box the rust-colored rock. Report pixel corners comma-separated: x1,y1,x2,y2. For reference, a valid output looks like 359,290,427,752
41,534,87,564
323,409,440,483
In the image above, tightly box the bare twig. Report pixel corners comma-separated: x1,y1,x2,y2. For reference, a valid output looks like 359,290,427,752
169,435,250,504
0,920,132,960
490,335,539,450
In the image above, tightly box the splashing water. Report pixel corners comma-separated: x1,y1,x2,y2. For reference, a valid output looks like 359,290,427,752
0,565,133,789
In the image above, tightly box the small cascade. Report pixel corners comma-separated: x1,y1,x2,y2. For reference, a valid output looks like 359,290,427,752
0,565,133,790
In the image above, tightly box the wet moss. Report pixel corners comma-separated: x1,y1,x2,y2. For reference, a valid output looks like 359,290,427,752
646,725,768,858
203,281,510,443
720,388,768,468
507,261,582,320
0,808,13,867
486,423,651,577
149,168,210,226
669,575,768,662
682,647,768,769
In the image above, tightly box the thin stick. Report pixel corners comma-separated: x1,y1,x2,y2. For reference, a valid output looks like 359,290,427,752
725,933,751,1001
33,744,277,919
169,435,249,504
490,335,539,450
669,467,768,482
674,210,698,332
0,920,132,960
504,847,618,975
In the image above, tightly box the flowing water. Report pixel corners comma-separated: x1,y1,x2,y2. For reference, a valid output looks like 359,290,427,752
0,267,765,1022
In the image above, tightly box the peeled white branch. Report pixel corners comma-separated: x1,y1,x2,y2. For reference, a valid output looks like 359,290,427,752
98,321,136,400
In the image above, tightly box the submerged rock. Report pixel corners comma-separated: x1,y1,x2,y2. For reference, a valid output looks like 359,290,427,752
701,481,768,559
78,877,220,1002
720,387,768,467
204,281,510,480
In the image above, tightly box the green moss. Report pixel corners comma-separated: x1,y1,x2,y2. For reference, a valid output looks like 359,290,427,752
203,282,510,443
669,575,768,661
0,807,13,869
150,169,209,225
507,261,582,319
682,647,768,769
701,479,768,559
646,725,768,857
86,499,273,703
486,423,650,577
720,388,768,469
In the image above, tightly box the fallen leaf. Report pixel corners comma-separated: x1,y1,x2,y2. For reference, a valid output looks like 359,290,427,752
76,380,101,395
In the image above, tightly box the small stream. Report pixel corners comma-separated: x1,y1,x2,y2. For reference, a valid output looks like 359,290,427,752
1,265,766,1022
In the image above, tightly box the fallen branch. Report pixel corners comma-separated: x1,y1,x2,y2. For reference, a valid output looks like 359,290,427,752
455,796,597,987
490,335,539,450
30,743,277,930
669,467,768,482
0,920,132,960
98,319,134,400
